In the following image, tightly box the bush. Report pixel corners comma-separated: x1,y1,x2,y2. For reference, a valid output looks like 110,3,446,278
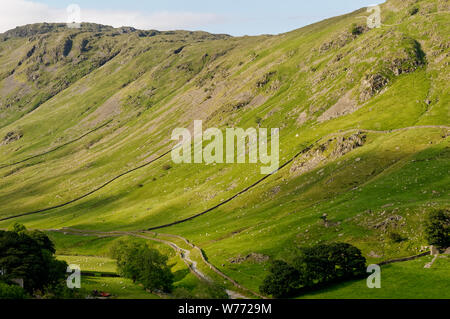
0,281,28,299
259,243,366,298
424,209,450,249
350,23,364,36
110,240,174,293
293,243,366,286
388,232,405,243
409,6,419,16
0,225,68,294
259,260,300,298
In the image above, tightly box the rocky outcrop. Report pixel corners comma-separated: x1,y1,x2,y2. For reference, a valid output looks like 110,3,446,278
1,131,23,145
290,132,366,176
229,253,270,264
318,91,359,122
359,36,426,102
360,73,390,102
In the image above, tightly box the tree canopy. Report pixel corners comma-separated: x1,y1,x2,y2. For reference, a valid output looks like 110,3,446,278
0,224,67,294
424,209,450,249
260,243,366,298
110,240,174,293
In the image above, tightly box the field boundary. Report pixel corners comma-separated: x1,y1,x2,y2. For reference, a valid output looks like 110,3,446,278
2,125,447,224
0,120,113,169
379,252,430,265
0,147,173,222
49,228,260,299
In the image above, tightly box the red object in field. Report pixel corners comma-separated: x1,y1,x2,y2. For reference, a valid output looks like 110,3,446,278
100,292,111,297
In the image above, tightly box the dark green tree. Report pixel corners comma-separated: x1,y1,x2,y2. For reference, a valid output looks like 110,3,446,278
0,281,28,299
259,260,300,298
0,226,67,294
292,243,366,287
326,243,367,280
424,209,450,249
260,243,366,298
111,240,174,293
137,247,174,293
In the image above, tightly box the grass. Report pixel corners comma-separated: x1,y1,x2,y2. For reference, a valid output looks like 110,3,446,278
56,255,117,273
298,255,450,299
81,276,160,299
0,0,448,299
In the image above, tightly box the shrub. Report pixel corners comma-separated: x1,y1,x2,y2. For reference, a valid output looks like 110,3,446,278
293,243,366,287
259,260,300,298
259,243,366,298
110,240,174,293
350,23,364,36
0,225,68,294
388,232,405,243
409,6,419,16
0,281,28,299
424,209,450,249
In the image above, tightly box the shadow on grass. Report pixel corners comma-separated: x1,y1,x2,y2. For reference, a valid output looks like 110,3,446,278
173,268,190,282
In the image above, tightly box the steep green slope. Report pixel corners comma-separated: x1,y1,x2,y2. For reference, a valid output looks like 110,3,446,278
0,0,448,298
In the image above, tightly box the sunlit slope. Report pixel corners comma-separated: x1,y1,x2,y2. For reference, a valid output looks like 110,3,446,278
0,0,448,292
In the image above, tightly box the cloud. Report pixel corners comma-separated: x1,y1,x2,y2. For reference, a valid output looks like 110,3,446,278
0,0,225,33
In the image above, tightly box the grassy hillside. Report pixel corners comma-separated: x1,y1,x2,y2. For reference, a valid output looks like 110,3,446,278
0,0,448,298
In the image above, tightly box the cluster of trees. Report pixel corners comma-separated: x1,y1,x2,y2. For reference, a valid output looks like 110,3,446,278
260,243,366,298
424,209,449,249
110,240,174,293
0,223,69,298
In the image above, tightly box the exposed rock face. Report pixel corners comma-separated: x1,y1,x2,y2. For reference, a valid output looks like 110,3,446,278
319,27,367,53
296,111,308,126
332,133,366,157
229,253,270,264
1,131,23,145
318,91,358,122
360,73,390,102
290,132,366,176
372,215,404,231
359,36,425,102
368,251,383,258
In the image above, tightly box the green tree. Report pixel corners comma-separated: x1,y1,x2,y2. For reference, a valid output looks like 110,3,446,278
424,209,450,249
0,281,28,299
111,240,174,293
0,228,67,294
326,243,366,280
259,260,300,298
292,243,366,287
260,243,366,298
9,222,26,234
110,240,143,281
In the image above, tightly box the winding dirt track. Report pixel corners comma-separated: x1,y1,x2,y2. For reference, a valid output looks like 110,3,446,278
49,228,260,299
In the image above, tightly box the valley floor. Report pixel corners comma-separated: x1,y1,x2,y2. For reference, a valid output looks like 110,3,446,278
298,255,450,299
50,229,450,299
